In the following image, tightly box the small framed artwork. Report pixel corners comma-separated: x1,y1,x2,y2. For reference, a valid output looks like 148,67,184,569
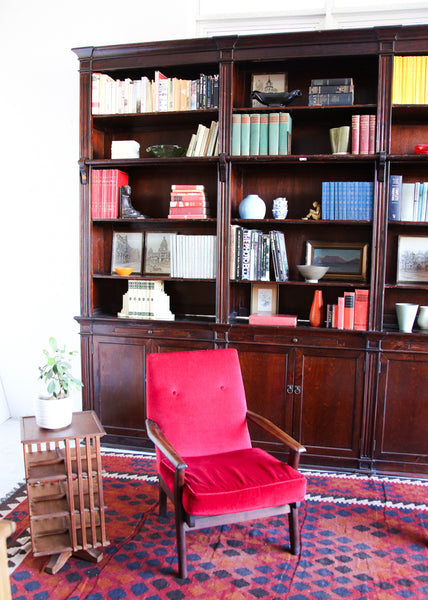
111,231,144,275
397,235,428,283
251,282,278,315
251,73,288,107
306,240,368,282
143,232,174,276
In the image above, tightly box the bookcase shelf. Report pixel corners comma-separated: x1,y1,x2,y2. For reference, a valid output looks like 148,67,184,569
74,26,428,476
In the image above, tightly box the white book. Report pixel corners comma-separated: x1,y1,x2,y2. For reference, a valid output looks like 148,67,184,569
401,183,415,221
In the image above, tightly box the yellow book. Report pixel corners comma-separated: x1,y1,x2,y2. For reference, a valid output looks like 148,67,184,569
392,56,401,104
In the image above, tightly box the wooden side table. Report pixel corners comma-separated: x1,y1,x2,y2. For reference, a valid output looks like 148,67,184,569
20,410,109,574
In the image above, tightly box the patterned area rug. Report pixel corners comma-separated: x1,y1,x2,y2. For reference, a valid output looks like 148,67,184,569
3,450,428,600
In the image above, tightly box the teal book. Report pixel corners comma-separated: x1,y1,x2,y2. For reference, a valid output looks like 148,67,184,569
279,112,291,155
259,113,269,155
250,113,260,155
231,113,241,156
241,113,250,156
268,112,280,155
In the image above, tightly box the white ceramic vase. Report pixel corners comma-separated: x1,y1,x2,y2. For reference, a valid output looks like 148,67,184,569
395,302,419,333
239,194,266,219
34,395,73,430
417,305,428,330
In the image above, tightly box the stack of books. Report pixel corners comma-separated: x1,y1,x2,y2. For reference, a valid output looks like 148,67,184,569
92,71,219,114
230,226,289,282
231,112,292,156
91,169,128,219
186,121,218,156
321,181,374,220
326,289,369,331
388,176,428,222
118,280,175,320
351,115,376,155
170,234,217,278
168,185,210,219
308,78,354,106
392,56,428,104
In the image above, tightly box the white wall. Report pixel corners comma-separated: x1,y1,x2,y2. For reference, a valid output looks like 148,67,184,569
0,1,427,419
0,0,197,418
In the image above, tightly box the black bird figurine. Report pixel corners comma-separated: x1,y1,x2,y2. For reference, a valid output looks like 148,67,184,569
250,89,302,106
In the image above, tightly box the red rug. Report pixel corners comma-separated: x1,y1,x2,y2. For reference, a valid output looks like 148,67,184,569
3,450,428,599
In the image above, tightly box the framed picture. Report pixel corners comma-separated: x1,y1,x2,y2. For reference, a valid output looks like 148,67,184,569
397,235,428,283
251,73,287,107
251,282,278,315
306,240,368,282
143,232,173,276
111,231,143,275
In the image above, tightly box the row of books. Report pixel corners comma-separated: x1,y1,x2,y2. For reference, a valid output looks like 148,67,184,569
351,114,376,155
91,169,128,219
186,121,219,157
326,289,369,331
168,184,211,219
231,112,292,156
118,280,174,320
170,234,217,279
230,226,289,282
321,181,374,221
392,56,428,104
388,176,428,222
308,77,354,106
92,71,219,115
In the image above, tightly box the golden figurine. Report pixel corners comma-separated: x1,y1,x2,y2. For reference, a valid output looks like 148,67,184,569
303,201,321,220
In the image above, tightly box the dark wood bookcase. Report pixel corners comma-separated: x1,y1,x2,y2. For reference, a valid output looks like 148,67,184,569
73,25,428,477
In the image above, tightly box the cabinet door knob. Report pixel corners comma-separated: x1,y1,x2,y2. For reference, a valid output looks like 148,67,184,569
294,385,301,394
292,337,298,343
287,385,294,394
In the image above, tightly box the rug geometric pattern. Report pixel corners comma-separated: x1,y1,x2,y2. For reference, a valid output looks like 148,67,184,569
3,450,428,600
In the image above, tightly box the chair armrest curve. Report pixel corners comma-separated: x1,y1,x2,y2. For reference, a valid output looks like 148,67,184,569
145,418,188,471
246,410,306,455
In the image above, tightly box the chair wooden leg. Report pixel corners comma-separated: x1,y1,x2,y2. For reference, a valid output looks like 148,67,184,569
175,506,187,579
159,486,167,517
288,503,300,555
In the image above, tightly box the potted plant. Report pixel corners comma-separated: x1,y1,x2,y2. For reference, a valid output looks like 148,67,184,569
35,337,83,429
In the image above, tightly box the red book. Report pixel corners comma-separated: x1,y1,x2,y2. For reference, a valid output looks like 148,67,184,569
91,169,102,218
351,114,360,154
368,115,376,154
359,115,370,154
337,296,345,329
94,169,128,219
168,206,210,216
171,184,205,191
249,313,297,327
343,292,355,330
354,289,369,330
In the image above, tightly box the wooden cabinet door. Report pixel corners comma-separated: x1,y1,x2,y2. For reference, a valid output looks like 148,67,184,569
229,344,295,457
92,336,151,444
374,351,428,474
293,347,366,468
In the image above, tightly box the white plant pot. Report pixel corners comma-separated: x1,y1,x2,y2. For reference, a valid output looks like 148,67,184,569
34,395,73,430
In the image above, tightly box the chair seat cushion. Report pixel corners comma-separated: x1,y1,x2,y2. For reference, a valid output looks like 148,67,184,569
159,447,307,516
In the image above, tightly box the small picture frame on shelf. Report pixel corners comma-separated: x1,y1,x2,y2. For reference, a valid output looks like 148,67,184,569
397,235,428,283
251,73,287,107
251,282,278,315
111,231,144,275
143,232,174,276
306,240,368,282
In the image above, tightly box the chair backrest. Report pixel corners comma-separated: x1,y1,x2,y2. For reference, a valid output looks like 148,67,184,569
146,348,251,458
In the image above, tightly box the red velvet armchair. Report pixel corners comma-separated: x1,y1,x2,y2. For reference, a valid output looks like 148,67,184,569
146,348,307,578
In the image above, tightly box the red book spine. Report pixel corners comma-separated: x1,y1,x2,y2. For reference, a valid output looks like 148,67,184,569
171,184,205,191
354,289,369,330
91,170,102,218
368,115,376,154
343,292,355,330
170,199,208,207
352,114,360,154
249,314,297,326
337,296,345,329
359,115,370,154
168,206,210,215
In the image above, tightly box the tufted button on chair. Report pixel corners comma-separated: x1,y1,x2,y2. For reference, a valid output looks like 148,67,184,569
146,348,307,578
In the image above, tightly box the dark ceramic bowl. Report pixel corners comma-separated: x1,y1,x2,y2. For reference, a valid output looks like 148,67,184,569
146,144,187,157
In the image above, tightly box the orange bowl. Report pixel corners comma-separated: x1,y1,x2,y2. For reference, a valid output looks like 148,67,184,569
115,267,134,276
414,144,428,154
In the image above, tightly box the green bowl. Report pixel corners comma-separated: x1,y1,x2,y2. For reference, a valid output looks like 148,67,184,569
146,144,186,157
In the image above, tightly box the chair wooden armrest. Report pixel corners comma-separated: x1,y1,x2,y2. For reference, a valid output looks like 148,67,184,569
246,410,306,469
146,418,188,472
0,519,16,600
